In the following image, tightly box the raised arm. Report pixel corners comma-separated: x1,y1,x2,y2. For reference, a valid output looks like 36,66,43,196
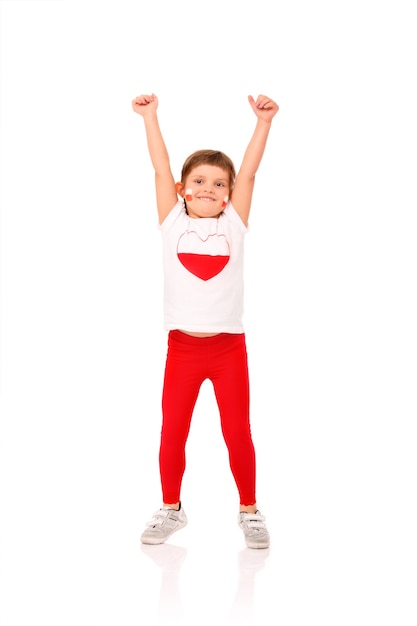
231,95,279,226
132,94,178,223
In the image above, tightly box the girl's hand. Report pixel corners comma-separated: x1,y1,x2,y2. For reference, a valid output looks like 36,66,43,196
248,94,279,122
132,94,158,116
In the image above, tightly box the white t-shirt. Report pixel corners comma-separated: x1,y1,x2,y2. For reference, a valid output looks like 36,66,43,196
159,200,248,333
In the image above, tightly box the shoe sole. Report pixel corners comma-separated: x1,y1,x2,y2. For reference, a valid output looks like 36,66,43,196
246,539,270,549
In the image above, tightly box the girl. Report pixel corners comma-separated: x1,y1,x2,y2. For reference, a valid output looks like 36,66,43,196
132,93,279,548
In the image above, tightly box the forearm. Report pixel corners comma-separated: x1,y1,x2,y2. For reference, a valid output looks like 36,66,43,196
239,118,273,179
142,114,172,176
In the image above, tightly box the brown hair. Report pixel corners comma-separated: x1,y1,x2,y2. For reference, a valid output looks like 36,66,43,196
181,150,236,187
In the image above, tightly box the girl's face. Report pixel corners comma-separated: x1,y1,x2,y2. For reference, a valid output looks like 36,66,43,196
180,164,230,219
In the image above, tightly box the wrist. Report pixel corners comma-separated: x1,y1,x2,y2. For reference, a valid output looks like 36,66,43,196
256,118,272,127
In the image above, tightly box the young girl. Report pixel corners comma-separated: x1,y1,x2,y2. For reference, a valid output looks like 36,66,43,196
132,93,279,548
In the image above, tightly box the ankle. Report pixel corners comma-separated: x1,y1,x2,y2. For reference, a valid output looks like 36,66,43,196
163,501,180,511
240,504,257,514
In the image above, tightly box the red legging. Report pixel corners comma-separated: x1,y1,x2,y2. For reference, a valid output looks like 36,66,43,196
159,330,256,505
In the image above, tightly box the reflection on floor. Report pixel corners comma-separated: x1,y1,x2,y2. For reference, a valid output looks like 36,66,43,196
229,547,270,623
141,543,187,623
141,542,270,625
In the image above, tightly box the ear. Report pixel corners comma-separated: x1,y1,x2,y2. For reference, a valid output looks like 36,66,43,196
175,181,184,197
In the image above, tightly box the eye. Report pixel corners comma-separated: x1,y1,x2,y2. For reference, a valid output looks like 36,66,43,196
193,178,203,184
216,182,226,187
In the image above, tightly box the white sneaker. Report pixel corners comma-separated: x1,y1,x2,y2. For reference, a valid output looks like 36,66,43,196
238,510,270,549
141,505,187,545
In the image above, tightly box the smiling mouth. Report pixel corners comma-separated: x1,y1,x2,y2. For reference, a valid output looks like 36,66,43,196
197,196,216,202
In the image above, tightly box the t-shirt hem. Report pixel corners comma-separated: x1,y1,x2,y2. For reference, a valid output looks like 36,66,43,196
164,324,244,334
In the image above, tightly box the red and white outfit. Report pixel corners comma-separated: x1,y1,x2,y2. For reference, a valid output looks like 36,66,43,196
158,200,256,505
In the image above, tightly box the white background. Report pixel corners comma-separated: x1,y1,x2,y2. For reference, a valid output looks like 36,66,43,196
0,1,416,625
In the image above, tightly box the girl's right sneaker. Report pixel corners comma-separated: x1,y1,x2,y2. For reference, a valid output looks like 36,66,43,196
141,505,188,545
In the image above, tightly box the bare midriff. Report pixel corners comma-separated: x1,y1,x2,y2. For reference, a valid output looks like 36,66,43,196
178,329,221,338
